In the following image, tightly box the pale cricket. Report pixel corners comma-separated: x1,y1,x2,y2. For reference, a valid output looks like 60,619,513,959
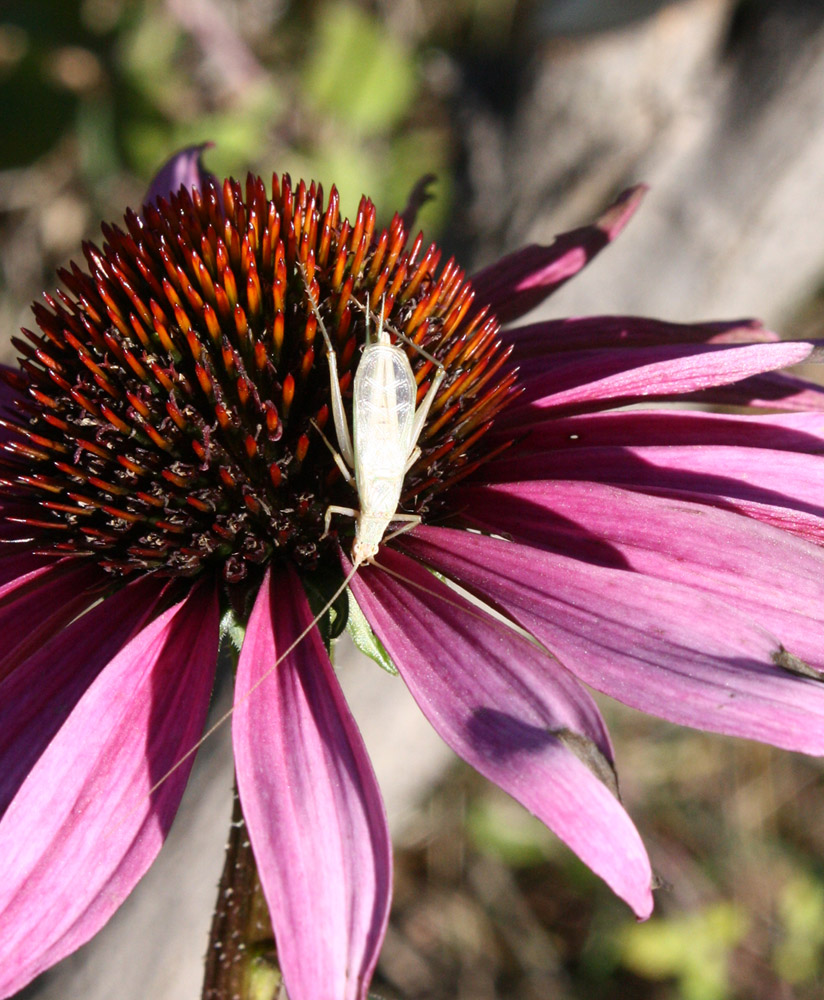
304,262,447,568
137,265,450,803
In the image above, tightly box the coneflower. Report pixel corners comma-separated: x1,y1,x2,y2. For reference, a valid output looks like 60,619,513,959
2,148,824,1000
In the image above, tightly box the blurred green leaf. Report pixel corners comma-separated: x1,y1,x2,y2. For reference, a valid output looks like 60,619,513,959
303,1,417,134
76,94,120,187
117,5,187,115
616,902,748,1000
775,874,824,984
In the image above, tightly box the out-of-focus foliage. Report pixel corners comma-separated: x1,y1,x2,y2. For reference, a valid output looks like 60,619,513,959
775,876,824,986
614,902,749,1000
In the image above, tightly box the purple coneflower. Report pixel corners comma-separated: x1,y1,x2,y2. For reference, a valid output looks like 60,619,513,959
2,148,824,1000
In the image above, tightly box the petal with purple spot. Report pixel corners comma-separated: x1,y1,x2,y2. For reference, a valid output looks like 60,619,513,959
350,549,654,919
400,527,824,754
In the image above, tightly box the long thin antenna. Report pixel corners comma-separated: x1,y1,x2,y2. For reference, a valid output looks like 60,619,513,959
139,560,361,806
110,548,548,838
370,555,552,659
350,295,444,370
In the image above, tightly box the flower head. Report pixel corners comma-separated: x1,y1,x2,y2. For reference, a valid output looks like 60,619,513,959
2,149,824,1000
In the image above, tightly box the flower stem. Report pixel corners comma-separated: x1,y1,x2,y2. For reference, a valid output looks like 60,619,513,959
201,786,283,1000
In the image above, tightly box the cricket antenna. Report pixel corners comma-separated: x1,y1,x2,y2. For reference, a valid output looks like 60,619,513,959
138,559,361,807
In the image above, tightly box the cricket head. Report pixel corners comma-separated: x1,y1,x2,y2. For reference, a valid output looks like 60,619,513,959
0,171,520,613
351,534,380,568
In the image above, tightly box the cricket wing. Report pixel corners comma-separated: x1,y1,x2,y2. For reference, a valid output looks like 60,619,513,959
353,345,417,483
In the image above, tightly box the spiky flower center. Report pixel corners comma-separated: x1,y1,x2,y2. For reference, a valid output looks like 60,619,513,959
0,174,517,589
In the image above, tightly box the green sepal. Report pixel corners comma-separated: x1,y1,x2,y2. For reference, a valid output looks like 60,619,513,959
347,594,398,676
302,565,350,650
219,607,246,658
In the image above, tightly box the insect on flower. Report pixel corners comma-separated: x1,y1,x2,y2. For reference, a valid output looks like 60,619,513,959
302,265,446,568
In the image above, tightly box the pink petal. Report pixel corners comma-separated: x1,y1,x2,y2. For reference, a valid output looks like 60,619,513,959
684,368,824,411
471,186,646,324
490,409,824,454
398,527,824,755
233,568,391,1000
481,409,824,542
0,549,52,588
460,480,824,677
0,579,219,998
502,340,819,418
0,574,167,815
478,419,824,541
507,316,777,358
144,143,215,205
0,558,108,683
349,549,653,919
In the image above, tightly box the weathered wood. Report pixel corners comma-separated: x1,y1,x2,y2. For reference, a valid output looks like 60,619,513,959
470,0,824,329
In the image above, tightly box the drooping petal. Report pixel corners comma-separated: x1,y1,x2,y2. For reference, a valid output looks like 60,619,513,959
459,480,824,674
0,579,219,999
399,527,824,755
144,143,215,206
0,574,167,815
501,340,820,419
349,549,653,919
233,568,391,1000
507,316,777,358
471,186,646,324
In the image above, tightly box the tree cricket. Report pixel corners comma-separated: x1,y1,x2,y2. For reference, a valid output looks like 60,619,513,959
302,267,447,568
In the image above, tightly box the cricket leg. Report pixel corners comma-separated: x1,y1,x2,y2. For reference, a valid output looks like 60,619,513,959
403,445,421,474
410,366,446,445
324,504,360,538
382,513,421,544
310,418,356,488
301,264,355,468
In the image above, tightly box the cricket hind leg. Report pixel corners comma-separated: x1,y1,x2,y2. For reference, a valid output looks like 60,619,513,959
402,445,421,475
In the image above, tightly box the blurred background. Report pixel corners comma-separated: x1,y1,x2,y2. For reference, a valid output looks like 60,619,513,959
7,1,824,998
